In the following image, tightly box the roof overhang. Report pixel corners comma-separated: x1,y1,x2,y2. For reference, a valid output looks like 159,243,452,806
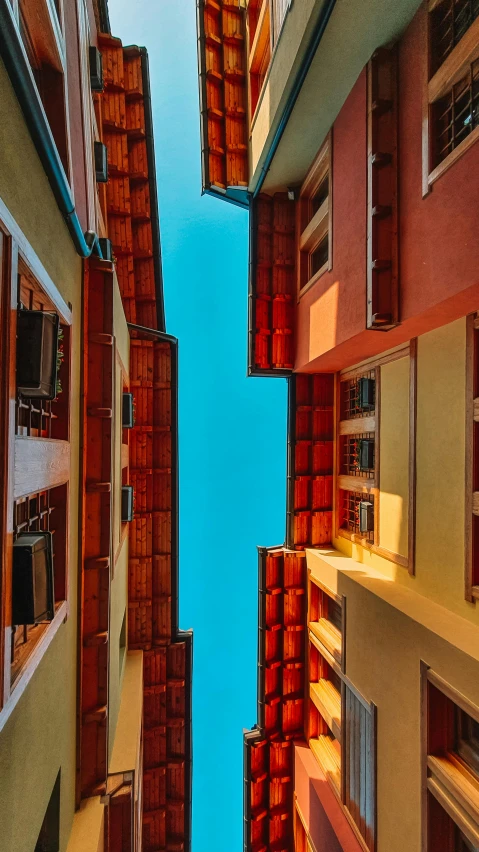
253,0,422,195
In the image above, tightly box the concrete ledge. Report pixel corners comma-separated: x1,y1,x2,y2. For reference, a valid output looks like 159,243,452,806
307,547,479,663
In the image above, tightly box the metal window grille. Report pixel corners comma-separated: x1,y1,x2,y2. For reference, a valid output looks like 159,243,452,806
343,685,375,850
341,370,376,420
342,434,375,478
342,491,375,543
272,0,292,45
431,0,479,74
11,490,56,680
433,59,479,166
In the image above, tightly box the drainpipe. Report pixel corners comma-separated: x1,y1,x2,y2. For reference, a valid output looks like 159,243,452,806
0,0,103,259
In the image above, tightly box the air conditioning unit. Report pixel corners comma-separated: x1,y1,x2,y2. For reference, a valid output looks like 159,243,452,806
98,237,113,262
122,393,135,429
89,46,104,92
94,141,108,183
358,439,375,471
359,501,374,534
16,309,60,400
121,486,134,523
358,377,375,411
12,532,55,624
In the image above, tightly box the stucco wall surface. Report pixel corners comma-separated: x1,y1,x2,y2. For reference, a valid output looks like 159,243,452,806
334,319,477,626
0,56,82,852
307,547,479,852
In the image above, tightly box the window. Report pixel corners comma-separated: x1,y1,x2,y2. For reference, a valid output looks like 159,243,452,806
15,0,70,178
271,0,292,46
16,261,70,440
12,486,67,686
337,345,417,572
248,0,271,117
308,577,376,850
297,138,331,296
338,369,378,547
0,216,71,717
424,666,479,851
425,0,479,189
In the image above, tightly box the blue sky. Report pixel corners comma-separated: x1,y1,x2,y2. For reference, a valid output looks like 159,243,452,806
109,2,287,849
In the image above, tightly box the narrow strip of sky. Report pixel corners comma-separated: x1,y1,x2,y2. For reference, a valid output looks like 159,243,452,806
109,2,287,849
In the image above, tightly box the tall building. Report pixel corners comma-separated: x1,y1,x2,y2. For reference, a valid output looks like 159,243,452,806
197,1,479,850
0,2,192,851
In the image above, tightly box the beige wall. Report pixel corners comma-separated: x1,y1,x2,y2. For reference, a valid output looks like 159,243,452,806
379,356,409,559
0,58,82,851
334,319,479,626
308,547,479,852
249,0,318,181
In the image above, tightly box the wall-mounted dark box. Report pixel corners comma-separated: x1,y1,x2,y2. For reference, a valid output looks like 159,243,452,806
121,486,134,523
99,237,113,262
17,309,60,400
358,377,375,411
12,532,54,625
359,501,374,534
89,46,104,92
122,393,135,429
358,439,375,471
94,141,108,183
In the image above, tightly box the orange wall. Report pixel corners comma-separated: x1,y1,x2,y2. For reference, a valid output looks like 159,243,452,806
296,4,479,373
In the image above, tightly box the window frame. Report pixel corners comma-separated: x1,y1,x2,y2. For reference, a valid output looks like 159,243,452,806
307,573,377,852
421,663,479,851
297,135,332,299
335,342,417,573
423,1,479,194
247,0,294,127
0,200,71,731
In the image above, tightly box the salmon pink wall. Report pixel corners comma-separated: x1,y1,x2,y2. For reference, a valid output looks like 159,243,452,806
295,71,367,371
399,5,479,320
295,4,479,373
294,743,363,851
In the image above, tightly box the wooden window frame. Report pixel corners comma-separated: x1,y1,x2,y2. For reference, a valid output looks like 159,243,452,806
423,2,479,194
421,663,479,851
307,572,377,852
0,201,72,732
335,342,417,573
297,135,332,299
